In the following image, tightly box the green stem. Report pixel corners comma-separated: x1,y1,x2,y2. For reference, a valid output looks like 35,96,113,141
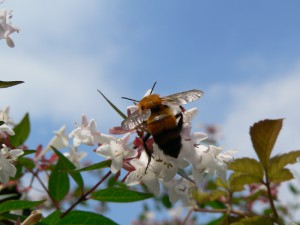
29,169,60,210
60,170,112,219
264,173,284,225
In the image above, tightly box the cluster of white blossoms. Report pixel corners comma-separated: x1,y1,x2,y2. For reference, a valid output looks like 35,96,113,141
60,90,237,206
0,106,24,184
0,0,19,48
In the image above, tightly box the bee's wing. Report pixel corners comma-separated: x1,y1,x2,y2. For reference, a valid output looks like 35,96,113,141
161,89,203,107
121,108,151,130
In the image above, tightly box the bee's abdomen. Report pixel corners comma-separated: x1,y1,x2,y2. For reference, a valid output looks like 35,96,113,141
153,129,182,158
147,114,182,158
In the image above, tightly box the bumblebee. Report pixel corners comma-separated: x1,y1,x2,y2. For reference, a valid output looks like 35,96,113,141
121,83,203,165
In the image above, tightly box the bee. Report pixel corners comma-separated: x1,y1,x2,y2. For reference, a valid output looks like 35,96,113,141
121,82,203,166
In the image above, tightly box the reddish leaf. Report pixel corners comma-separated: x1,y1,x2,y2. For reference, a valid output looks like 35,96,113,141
250,119,283,170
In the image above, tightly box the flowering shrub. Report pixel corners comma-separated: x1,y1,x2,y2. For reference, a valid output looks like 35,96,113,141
1,78,300,225
1,2,300,225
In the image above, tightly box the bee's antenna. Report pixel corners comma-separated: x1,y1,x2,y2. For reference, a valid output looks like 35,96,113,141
150,81,157,95
121,97,139,102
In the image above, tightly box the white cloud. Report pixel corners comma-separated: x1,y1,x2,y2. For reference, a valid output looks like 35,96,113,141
0,0,132,127
220,67,300,158
215,64,300,221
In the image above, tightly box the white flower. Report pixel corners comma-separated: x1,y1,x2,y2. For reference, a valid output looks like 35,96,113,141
0,122,15,138
64,147,87,168
125,145,185,195
69,115,102,149
192,145,237,183
35,125,69,160
0,7,20,48
0,106,15,126
0,144,23,184
164,177,195,206
125,152,161,195
180,136,207,166
96,133,137,173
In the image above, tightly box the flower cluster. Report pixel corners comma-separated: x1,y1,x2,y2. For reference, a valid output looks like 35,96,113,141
0,106,23,184
62,90,237,206
0,0,19,48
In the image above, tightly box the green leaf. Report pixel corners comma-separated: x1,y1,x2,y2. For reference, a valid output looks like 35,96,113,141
97,90,127,119
228,158,264,180
0,200,45,213
215,177,228,190
231,216,273,225
41,210,61,225
269,150,300,178
52,147,84,189
289,183,300,194
57,210,117,225
48,163,70,201
243,189,264,202
20,150,36,157
250,119,283,170
269,168,294,183
0,194,18,201
17,157,35,170
193,190,226,205
0,80,24,88
10,113,30,148
91,188,153,203
230,173,262,192
161,194,172,209
63,160,111,173
206,216,225,225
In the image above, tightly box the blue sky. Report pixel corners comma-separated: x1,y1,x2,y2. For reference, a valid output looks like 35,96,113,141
2,0,300,223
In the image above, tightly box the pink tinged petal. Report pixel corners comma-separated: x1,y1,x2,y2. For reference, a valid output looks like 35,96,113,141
6,35,14,47
121,133,131,144
110,141,123,173
96,144,112,158
180,142,202,165
217,150,238,163
125,168,145,186
9,149,23,160
97,133,115,145
0,123,15,136
192,165,207,185
162,168,177,182
88,119,97,133
164,180,179,203
124,174,139,186
0,156,16,183
183,108,198,123
81,114,88,127
126,148,138,158
110,157,123,174
209,145,223,156
143,176,160,196
192,132,208,143
216,168,227,182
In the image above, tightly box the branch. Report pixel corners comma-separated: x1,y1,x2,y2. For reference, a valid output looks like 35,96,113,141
60,170,112,218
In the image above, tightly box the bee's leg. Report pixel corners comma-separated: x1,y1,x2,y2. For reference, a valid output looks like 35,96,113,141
175,112,184,130
142,132,152,173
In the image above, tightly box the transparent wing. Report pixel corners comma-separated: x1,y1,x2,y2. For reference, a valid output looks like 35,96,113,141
121,108,151,130
161,89,203,107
